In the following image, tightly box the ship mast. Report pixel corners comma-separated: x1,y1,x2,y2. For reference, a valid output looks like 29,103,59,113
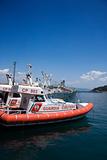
26,64,33,86
12,61,16,85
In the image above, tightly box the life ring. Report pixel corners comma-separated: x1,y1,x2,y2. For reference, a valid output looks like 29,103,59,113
31,102,42,113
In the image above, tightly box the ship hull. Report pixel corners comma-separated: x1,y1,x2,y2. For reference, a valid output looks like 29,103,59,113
0,103,93,127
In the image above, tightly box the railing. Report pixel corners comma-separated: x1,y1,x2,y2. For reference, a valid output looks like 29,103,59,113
0,102,6,106
0,107,27,114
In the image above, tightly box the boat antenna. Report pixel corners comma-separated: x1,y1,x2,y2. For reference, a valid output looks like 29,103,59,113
13,61,16,85
28,64,32,75
26,64,32,85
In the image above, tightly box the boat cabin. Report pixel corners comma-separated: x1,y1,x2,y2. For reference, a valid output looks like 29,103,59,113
0,84,21,108
0,73,21,108
11,84,46,112
0,84,12,104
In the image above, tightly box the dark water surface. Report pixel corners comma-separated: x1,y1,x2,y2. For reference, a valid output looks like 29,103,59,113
0,92,107,160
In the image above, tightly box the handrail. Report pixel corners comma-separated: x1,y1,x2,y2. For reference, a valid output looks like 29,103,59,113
0,107,27,114
0,102,6,106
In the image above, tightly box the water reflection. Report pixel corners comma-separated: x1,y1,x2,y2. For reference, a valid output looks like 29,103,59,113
0,118,92,151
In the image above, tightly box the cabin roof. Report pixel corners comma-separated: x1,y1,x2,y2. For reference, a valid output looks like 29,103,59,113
0,84,12,92
12,85,44,95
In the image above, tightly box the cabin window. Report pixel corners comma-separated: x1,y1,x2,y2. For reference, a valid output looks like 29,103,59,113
13,93,20,98
4,92,8,103
0,92,3,103
0,92,3,99
33,95,45,102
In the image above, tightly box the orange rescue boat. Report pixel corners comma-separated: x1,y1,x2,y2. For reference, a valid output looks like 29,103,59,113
0,84,93,127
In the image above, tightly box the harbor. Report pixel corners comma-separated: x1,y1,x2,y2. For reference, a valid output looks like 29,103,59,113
0,0,107,159
0,92,107,160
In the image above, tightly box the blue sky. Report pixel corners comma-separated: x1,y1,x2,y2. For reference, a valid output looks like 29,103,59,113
0,0,107,88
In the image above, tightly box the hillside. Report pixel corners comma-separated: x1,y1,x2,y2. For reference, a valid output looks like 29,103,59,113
91,85,107,92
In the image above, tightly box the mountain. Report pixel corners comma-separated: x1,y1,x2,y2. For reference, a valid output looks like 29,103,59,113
91,85,107,92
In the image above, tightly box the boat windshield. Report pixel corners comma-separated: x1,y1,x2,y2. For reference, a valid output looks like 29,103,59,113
32,95,45,102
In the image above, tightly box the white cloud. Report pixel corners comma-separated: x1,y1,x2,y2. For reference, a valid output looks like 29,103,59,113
70,80,80,85
17,72,25,75
0,69,9,75
99,77,107,82
16,72,26,82
80,70,107,81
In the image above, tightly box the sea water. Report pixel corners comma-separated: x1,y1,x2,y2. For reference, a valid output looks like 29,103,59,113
0,92,107,160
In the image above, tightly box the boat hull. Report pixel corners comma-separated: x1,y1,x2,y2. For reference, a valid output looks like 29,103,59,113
0,103,93,127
